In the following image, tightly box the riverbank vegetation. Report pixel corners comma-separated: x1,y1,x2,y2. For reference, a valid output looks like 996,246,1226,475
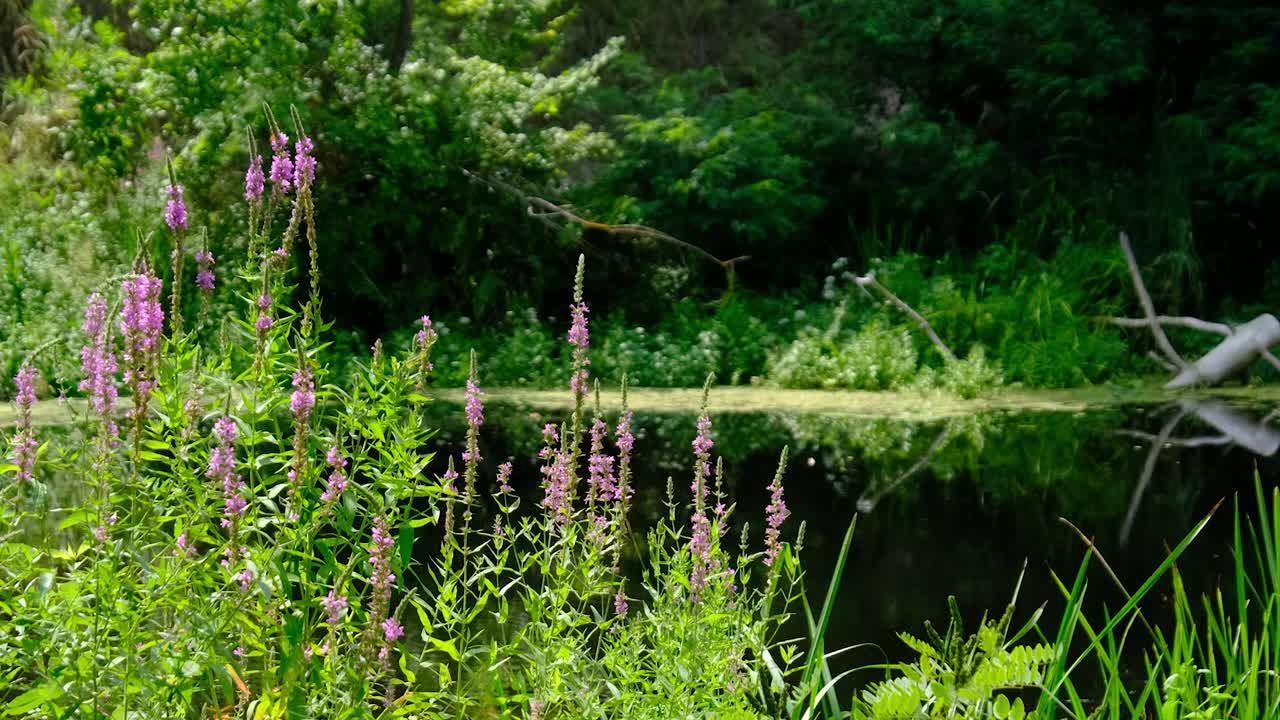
3,1,1280,396
1,133,1278,718
4,0,1280,716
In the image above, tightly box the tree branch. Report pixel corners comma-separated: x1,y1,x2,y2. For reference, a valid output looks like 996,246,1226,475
1119,232,1188,371
461,168,749,287
1105,315,1232,336
854,272,956,363
1106,315,1280,372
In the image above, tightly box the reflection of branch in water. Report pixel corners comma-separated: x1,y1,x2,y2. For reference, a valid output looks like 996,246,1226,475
1119,408,1188,547
856,424,953,513
1117,399,1280,547
1116,429,1232,448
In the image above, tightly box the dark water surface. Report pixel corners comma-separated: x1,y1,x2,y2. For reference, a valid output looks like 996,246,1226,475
420,394,1280,687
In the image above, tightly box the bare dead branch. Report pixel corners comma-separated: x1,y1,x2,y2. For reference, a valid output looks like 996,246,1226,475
1107,315,1280,374
1105,316,1232,336
1146,351,1178,373
1119,232,1188,371
462,168,750,287
854,272,956,363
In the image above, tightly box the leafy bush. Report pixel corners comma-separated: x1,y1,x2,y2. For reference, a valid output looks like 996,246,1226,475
767,321,919,391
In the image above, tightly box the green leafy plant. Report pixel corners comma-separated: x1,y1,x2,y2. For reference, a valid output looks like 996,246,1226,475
858,593,1052,719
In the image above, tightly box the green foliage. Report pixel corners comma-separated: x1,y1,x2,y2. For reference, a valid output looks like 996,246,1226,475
767,320,919,391
858,596,1053,719
0,152,820,718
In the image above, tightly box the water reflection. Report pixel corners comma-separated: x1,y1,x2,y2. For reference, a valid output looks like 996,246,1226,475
1118,399,1279,547
421,395,1280,680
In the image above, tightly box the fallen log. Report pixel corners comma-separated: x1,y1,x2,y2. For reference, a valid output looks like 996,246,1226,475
1164,315,1280,389
1111,232,1280,388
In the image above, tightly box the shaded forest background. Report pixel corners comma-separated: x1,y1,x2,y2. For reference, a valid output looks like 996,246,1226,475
2,0,1278,391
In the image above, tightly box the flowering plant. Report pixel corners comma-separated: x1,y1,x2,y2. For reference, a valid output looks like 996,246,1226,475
0,113,831,720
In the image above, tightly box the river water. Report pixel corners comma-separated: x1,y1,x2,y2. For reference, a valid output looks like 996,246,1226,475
420,392,1280,686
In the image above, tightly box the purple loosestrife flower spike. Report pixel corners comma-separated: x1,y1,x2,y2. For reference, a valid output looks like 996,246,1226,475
464,379,485,430
763,447,791,568
287,363,315,517
367,514,397,661
207,417,247,531
269,132,293,194
255,293,273,337
321,590,348,625
540,447,572,526
692,414,714,499
414,315,438,390
460,352,485,543
12,366,38,483
321,446,348,504
382,617,403,643
164,184,188,231
290,368,315,423
567,256,591,402
614,587,629,619
79,293,119,446
613,375,636,516
238,566,255,593
293,135,316,188
442,460,459,538
195,249,215,291
688,377,718,601
496,462,513,494
120,267,165,422
587,417,617,507
244,154,265,204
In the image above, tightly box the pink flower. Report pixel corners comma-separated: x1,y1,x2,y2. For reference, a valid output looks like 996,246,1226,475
208,416,246,528
78,293,118,423
382,617,404,643
269,132,293,194
587,418,617,503
194,249,215,291
164,183,188,231
496,462,513,494
691,414,714,495
120,269,165,421
568,300,590,398
764,469,790,567
321,590,348,625
293,136,316,188
12,366,38,483
464,379,484,429
238,566,255,593
290,369,315,423
244,154,265,204
614,587,628,618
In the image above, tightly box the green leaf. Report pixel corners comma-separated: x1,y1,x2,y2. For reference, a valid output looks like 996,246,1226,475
398,523,414,567
58,510,92,530
431,637,461,661
5,683,64,714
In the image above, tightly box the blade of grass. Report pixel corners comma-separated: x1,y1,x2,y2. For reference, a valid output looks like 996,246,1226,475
795,515,857,720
